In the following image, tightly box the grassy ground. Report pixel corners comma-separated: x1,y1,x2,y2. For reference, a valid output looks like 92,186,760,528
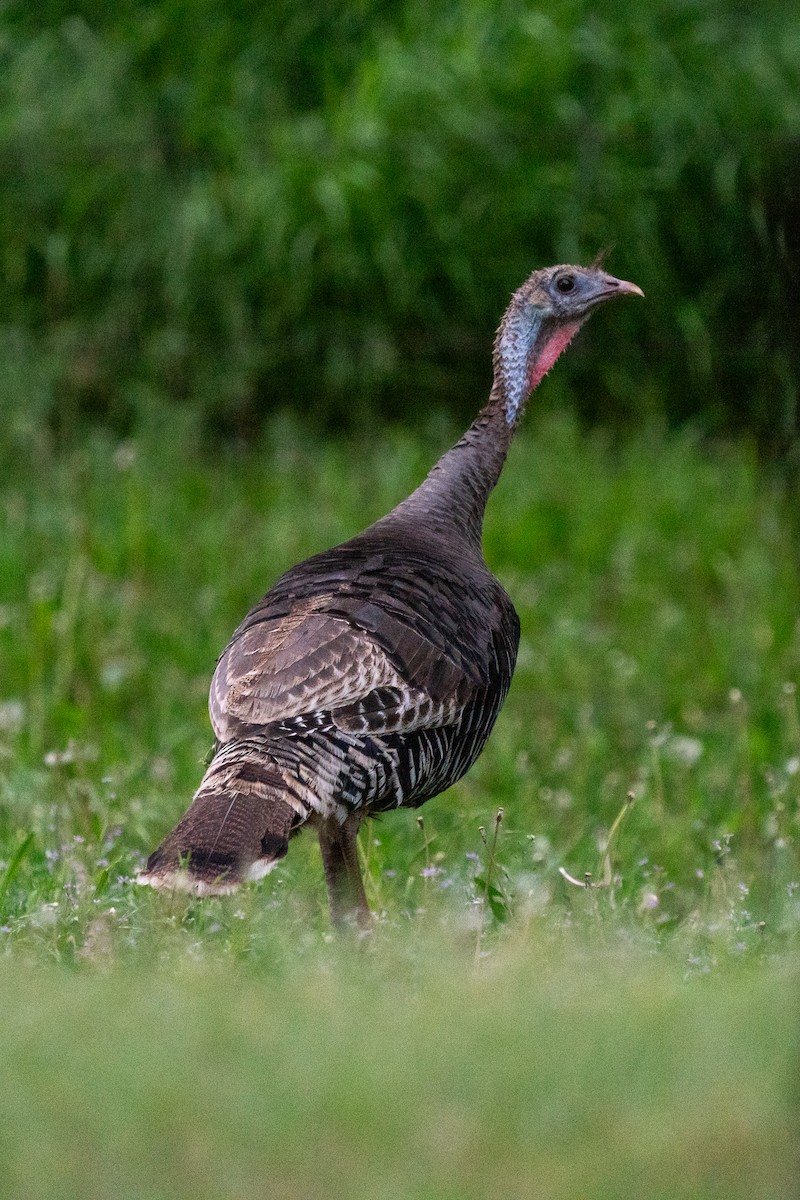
1,408,798,1197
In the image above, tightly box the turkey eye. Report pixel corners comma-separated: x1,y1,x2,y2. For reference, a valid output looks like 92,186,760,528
555,274,576,294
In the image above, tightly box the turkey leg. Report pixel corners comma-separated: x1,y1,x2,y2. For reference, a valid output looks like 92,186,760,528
318,811,370,926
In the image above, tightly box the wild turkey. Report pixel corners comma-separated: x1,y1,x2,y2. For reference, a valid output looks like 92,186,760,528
139,263,642,920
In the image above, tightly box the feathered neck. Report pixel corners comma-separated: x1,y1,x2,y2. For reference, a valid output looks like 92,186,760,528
391,300,584,550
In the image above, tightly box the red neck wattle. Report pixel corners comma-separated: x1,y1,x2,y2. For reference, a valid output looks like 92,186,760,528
528,319,583,391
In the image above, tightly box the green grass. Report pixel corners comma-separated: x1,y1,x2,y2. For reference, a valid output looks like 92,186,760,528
2,948,797,1200
0,409,799,1197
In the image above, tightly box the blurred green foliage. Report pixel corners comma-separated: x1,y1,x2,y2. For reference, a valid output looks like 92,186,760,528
0,0,798,440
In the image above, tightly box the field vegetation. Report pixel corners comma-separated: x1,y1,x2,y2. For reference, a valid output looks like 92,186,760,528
1,409,798,1197
1,0,799,440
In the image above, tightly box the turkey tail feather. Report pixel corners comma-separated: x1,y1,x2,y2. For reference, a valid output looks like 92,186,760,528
138,742,304,895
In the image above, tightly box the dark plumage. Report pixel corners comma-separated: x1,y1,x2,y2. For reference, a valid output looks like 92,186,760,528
138,264,642,920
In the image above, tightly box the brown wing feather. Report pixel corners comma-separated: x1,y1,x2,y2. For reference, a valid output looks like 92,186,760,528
209,599,472,743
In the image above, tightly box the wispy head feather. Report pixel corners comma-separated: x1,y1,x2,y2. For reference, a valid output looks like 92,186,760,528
591,244,615,270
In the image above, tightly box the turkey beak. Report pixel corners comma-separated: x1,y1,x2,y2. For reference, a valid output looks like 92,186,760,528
607,277,644,299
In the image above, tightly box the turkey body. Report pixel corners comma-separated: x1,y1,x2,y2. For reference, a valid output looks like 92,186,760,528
139,261,642,918
143,513,519,914
212,525,520,821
